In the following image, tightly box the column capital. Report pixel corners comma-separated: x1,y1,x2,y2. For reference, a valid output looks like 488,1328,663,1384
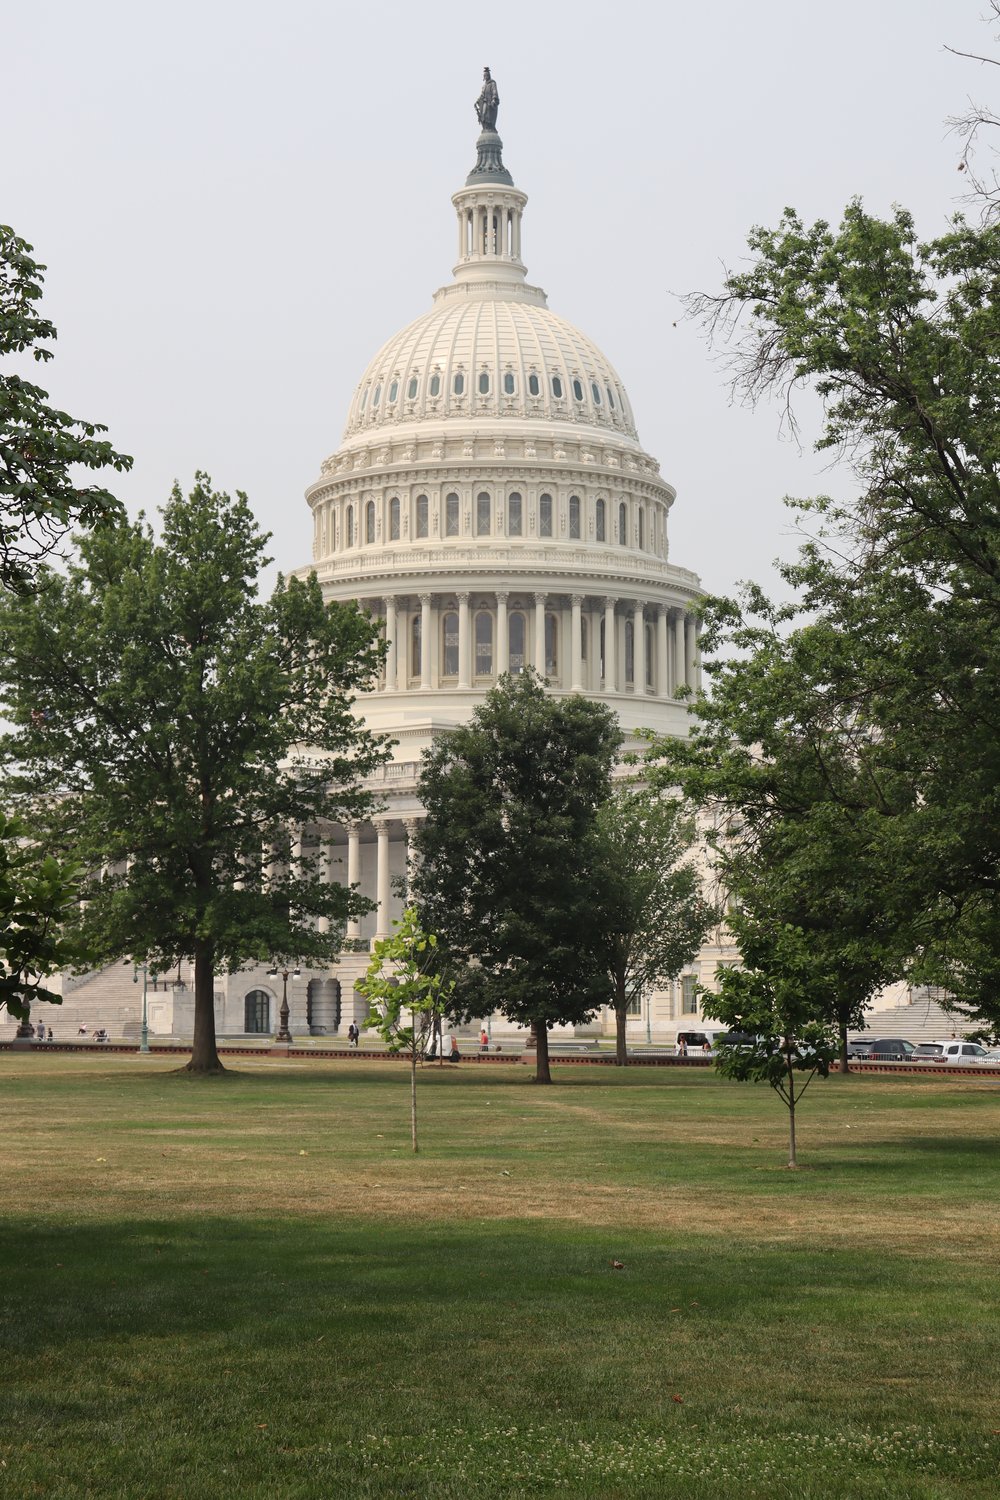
495,589,509,604
456,590,470,604
603,596,617,612
534,590,547,605
372,817,392,836
656,602,668,620
571,593,584,608
419,592,433,607
402,815,424,835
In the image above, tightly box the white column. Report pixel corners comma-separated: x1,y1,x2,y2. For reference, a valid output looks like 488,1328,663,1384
402,817,421,902
458,591,471,689
384,596,397,692
633,602,646,696
673,609,686,694
374,818,391,939
695,617,703,691
685,612,697,690
656,606,669,698
420,594,432,689
534,592,547,675
346,824,361,940
603,598,617,692
496,591,509,676
570,595,584,691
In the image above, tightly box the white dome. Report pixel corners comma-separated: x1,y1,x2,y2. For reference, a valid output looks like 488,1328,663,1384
343,290,640,445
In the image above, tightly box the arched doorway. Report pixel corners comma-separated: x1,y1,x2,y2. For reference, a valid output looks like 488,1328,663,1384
244,989,271,1034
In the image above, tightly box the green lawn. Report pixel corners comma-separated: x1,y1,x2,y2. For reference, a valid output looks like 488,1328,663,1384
1,1054,998,1498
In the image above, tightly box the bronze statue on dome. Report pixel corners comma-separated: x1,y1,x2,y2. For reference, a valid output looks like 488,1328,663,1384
475,67,499,131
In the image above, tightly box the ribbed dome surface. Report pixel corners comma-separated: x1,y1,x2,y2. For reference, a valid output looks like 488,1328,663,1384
343,293,639,444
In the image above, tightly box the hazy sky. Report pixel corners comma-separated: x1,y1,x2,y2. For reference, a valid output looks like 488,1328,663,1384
5,0,992,599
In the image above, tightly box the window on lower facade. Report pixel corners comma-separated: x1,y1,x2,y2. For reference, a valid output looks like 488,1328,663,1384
569,495,581,539
646,623,655,688
411,615,422,678
539,493,553,537
509,611,526,674
245,989,270,1034
346,505,355,547
415,495,429,538
475,611,493,676
596,498,606,542
365,500,376,544
442,611,459,677
508,492,522,535
625,620,634,684
389,497,400,540
545,613,558,678
681,975,698,1015
626,991,641,1017
445,492,460,536
476,492,491,536
618,503,627,546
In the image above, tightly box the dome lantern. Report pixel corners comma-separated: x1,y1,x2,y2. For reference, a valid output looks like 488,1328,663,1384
451,68,530,292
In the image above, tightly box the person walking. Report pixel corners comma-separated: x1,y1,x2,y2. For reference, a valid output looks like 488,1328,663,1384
347,1021,359,1048
36,1019,46,1042
479,1027,489,1053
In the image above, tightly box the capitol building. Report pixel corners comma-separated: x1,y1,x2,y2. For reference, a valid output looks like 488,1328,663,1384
12,75,722,1046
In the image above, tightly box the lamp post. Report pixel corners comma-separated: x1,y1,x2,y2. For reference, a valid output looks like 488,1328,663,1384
125,960,156,1053
267,963,300,1044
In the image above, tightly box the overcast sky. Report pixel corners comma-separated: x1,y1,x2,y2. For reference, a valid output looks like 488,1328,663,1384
5,0,993,600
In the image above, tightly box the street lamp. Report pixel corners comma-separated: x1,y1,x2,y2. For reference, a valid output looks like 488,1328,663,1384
266,963,301,1044
124,960,157,1053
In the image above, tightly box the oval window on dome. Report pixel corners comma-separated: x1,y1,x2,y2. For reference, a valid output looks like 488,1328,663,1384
572,379,584,402
592,382,602,405
453,372,465,396
528,373,540,396
430,373,441,397
407,377,418,399
359,387,368,412
503,372,515,395
607,385,616,409
388,381,398,403
445,492,459,536
551,376,563,399
372,385,381,408
478,371,490,395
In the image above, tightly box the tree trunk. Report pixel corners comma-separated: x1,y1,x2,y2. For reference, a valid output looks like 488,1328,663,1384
786,1048,797,1168
411,1046,419,1154
184,941,225,1074
838,1018,849,1075
615,979,628,1066
534,1020,552,1084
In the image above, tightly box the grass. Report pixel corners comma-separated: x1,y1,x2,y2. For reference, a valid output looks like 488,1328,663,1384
1,1054,998,1498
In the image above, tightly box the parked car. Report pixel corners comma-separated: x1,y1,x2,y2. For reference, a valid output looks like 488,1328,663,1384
866,1038,916,1061
938,1040,1000,1066
846,1038,873,1059
911,1042,947,1063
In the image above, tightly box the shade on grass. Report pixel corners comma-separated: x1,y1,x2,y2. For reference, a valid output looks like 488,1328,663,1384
1,1055,998,1498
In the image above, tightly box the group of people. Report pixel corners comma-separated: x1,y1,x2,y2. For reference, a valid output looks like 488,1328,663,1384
34,1021,53,1042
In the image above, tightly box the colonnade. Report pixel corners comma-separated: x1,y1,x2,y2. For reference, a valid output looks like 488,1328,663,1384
375,591,700,696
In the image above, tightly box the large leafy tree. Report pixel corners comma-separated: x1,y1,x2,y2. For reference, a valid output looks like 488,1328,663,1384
412,671,620,1083
0,812,90,1027
685,201,1000,1036
592,786,714,1064
1,224,130,593
0,475,387,1072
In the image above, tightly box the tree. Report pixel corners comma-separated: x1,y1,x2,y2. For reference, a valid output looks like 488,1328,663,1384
592,786,714,1064
1,224,130,594
0,812,90,1027
706,916,837,1169
412,671,621,1084
685,201,1000,1037
359,906,455,1153
0,475,388,1073
947,1,1000,221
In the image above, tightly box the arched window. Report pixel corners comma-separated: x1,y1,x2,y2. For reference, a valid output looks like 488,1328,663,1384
638,507,644,550
625,620,635,684
453,372,465,396
365,500,376,544
411,614,422,679
407,377,418,399
569,495,581,539
646,623,655,688
503,372,516,395
372,385,381,408
244,989,270,1034
415,495,429,538
596,498,606,542
528,373,540,396
346,505,355,547
551,375,563,399
545,614,559,678
478,371,490,395
388,380,398,403
476,492,491,536
360,387,369,412
572,378,584,402
475,611,493,676
592,382,602,405
429,373,441,397
508,492,522,536
509,611,526,674
442,612,459,677
606,386,616,409
445,492,460,536
539,493,553,538
618,503,627,546
389,497,400,541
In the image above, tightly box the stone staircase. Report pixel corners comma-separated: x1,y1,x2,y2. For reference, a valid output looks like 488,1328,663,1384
852,991,975,1045
0,961,151,1041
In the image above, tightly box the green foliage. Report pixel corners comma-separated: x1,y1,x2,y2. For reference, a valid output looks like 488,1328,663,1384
0,475,388,1066
359,906,454,1057
413,672,620,1075
684,201,1000,1034
592,786,715,1060
0,812,90,1020
0,224,130,594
